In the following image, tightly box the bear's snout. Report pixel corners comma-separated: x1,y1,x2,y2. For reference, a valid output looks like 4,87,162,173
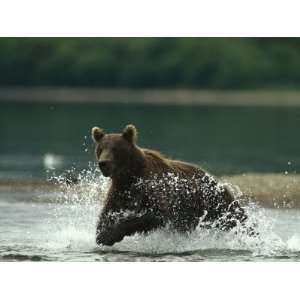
98,160,112,177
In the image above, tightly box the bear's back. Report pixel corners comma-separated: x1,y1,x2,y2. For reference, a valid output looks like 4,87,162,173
142,148,204,178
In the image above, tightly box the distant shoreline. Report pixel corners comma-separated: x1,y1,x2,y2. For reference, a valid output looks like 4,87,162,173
1,87,300,106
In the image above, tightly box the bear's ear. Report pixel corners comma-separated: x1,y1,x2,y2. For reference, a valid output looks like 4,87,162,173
122,124,137,144
91,127,105,143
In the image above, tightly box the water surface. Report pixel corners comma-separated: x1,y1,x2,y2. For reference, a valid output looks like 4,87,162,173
1,101,300,261
1,181,300,262
1,102,300,177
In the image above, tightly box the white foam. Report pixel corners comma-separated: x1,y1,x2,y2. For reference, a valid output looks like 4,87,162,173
287,235,300,252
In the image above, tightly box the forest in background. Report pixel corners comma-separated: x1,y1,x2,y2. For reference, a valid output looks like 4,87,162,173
0,38,300,89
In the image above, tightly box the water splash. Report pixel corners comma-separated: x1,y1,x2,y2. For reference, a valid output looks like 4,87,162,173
287,235,300,252
43,167,299,258
43,166,109,250
106,204,286,256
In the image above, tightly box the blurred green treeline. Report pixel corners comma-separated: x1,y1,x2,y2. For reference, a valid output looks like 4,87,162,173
0,37,300,89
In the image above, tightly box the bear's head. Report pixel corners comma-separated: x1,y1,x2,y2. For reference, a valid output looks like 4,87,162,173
91,124,142,178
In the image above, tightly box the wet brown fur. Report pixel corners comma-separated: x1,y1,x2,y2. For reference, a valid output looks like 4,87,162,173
92,124,250,246
142,149,202,177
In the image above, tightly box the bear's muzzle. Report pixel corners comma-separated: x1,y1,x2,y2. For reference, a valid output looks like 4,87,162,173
98,160,112,177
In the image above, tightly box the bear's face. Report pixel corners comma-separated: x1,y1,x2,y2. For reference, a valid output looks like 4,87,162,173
91,124,138,178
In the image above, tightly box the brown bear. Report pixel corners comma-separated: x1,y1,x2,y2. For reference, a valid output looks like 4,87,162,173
92,124,249,246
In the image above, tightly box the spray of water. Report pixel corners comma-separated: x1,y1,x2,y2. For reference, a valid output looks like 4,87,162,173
43,165,109,250
43,167,300,258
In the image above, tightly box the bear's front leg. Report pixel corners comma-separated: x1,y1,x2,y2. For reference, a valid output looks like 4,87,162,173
96,212,163,246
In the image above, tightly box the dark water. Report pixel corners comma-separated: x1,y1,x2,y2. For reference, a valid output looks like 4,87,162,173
1,101,300,178
1,101,300,261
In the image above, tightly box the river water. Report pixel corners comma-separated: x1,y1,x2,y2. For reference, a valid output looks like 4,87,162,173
0,101,300,261
1,175,300,261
